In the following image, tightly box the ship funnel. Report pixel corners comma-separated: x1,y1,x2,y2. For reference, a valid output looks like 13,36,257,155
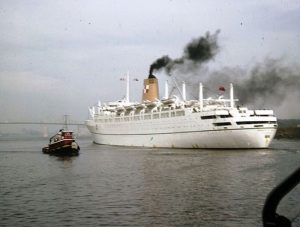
142,75,159,102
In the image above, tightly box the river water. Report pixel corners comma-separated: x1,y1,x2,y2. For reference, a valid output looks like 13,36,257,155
0,137,299,226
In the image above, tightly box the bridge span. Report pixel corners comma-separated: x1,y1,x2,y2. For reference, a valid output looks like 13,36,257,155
0,121,86,137
0,121,84,126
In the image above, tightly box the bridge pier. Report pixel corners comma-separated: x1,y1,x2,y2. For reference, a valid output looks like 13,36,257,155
43,125,48,138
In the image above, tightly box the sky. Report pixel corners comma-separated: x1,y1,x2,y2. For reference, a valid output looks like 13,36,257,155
0,0,300,123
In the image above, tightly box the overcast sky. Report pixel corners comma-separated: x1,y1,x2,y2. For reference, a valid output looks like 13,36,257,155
1,0,300,123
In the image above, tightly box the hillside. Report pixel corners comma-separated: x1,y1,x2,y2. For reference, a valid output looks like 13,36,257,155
275,119,300,140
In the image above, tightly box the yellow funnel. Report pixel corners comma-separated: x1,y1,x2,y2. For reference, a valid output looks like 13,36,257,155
142,76,159,102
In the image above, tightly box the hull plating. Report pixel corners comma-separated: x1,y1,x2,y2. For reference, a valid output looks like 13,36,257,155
88,127,276,149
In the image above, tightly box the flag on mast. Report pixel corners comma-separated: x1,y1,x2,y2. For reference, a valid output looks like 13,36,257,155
219,86,225,92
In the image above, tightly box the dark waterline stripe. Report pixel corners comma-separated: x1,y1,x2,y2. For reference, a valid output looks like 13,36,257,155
91,127,276,136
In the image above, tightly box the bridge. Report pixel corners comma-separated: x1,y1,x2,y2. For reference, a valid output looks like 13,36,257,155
0,121,84,126
0,116,86,137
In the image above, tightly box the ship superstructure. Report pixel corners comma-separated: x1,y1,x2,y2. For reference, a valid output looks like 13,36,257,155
86,74,277,148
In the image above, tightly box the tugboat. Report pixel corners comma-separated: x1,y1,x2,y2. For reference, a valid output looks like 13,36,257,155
42,129,80,156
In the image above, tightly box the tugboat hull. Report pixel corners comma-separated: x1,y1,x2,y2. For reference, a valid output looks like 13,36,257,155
42,145,79,156
42,130,80,156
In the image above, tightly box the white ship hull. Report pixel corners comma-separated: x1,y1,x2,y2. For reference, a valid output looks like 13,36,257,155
88,128,276,149
86,112,277,149
86,77,277,149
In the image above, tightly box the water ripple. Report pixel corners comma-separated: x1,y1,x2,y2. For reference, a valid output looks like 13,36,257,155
0,138,300,226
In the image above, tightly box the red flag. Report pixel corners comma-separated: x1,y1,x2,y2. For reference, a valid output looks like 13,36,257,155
219,86,225,92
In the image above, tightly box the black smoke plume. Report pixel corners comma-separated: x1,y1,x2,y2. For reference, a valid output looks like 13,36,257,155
149,55,172,76
148,30,300,118
236,59,300,109
185,58,300,118
149,30,220,76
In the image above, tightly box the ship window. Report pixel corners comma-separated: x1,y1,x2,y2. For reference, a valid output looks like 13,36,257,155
161,112,169,118
176,110,185,116
219,114,232,118
201,115,217,120
213,122,231,126
153,114,159,119
236,121,276,125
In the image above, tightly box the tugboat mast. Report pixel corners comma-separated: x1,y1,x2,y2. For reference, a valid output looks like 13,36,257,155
64,114,69,130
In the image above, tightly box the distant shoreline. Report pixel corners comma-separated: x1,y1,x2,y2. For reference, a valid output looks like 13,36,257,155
275,127,300,140
1,119,300,140
276,119,300,140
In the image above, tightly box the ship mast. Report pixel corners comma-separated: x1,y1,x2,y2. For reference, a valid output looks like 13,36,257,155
230,83,234,108
164,80,169,99
182,82,186,101
199,83,203,110
126,72,130,103
63,114,69,130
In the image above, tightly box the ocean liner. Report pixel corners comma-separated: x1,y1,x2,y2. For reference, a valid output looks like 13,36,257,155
86,74,277,148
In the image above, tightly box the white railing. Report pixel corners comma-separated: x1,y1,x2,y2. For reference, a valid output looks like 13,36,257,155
94,109,187,123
